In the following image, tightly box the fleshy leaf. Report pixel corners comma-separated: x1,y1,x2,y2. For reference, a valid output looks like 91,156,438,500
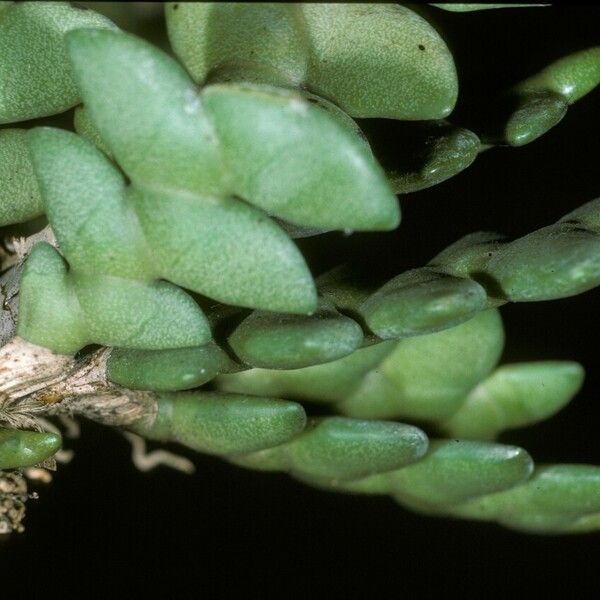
339,309,505,420
0,428,62,469
232,417,429,482
428,231,507,280
340,440,533,510
61,29,409,312
387,125,480,193
18,243,211,354
73,274,210,350
430,4,548,11
130,186,316,314
166,2,458,120
17,242,88,354
216,341,397,403
485,206,600,301
22,128,214,353
201,84,399,230
514,47,600,105
360,268,488,339
66,28,399,231
106,344,229,392
228,298,363,370
503,91,568,147
66,28,226,196
489,48,600,147
165,2,307,87
73,105,113,158
448,465,600,534
26,127,154,280
0,1,115,123
441,362,584,440
0,129,43,226
132,392,307,456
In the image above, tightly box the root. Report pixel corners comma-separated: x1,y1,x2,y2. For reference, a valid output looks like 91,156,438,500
122,431,195,475
58,415,81,439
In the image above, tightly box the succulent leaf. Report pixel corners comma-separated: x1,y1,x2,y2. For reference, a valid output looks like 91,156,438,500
132,392,307,456
440,361,585,440
106,344,230,392
166,2,458,120
0,129,43,226
359,268,488,339
431,4,548,11
0,1,116,124
342,439,534,509
514,47,600,106
485,208,600,301
0,428,62,470
448,465,600,533
232,416,429,482
340,309,505,420
216,341,398,403
386,125,480,193
66,28,399,232
228,298,363,370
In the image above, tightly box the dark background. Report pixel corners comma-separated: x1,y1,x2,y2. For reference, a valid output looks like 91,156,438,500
2,3,599,595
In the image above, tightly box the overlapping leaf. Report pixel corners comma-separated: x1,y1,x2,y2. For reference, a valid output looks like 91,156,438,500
166,2,458,120
0,1,115,123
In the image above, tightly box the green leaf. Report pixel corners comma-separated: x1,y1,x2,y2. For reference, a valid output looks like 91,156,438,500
26,127,154,280
130,186,316,314
441,362,584,440
201,84,399,230
67,29,398,231
387,125,480,193
514,47,600,105
66,27,226,196
431,4,548,11
341,440,533,510
73,105,113,158
301,4,459,119
216,341,398,403
22,128,214,353
339,309,505,420
316,264,379,333
73,273,210,350
0,428,62,469
503,91,568,147
448,465,600,534
165,2,307,88
360,268,488,339
300,92,372,153
27,127,312,314
228,298,363,370
334,369,404,421
0,1,116,123
67,28,425,312
106,343,229,392
18,243,211,354
232,417,429,482
166,3,458,120
561,197,600,229
489,48,600,148
428,231,507,281
132,392,307,456
17,242,88,354
0,129,43,226
485,212,600,301
339,232,507,344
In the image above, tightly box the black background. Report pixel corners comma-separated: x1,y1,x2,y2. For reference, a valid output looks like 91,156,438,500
2,3,599,596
